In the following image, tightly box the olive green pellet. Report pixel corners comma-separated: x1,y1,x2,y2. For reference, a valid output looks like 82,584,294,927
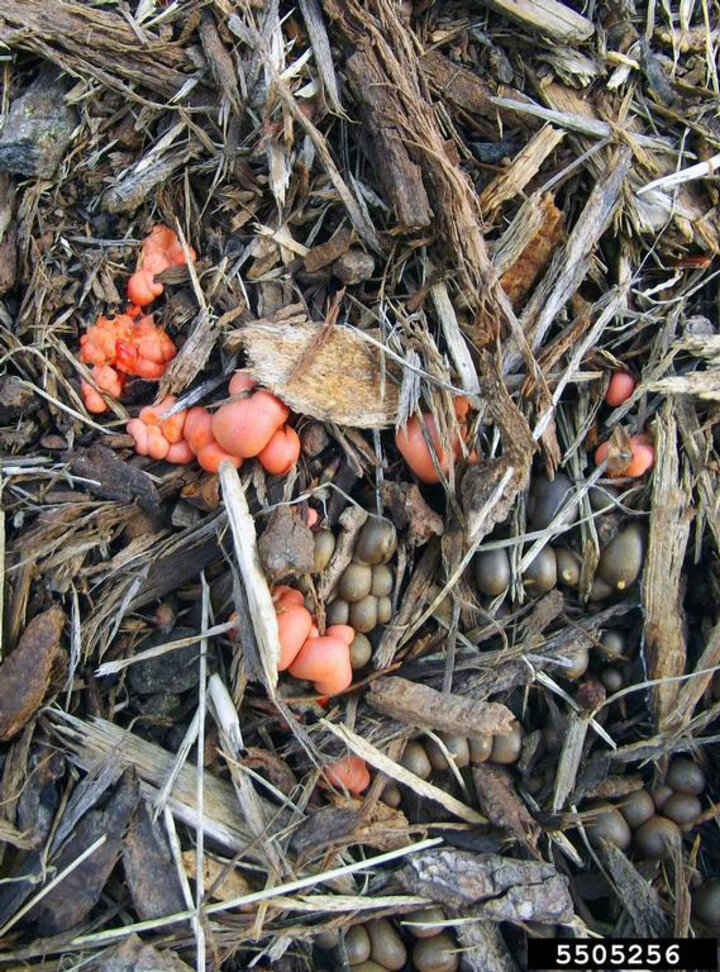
555,547,581,588
426,733,470,771
349,632,372,668
349,595,378,633
381,782,401,807
601,668,624,693
523,546,557,592
599,630,626,660
370,564,394,598
693,879,720,928
326,599,350,625
667,759,706,795
474,548,511,597
468,734,493,764
662,793,701,827
412,932,459,972
405,906,445,939
597,523,646,591
313,530,336,572
368,918,407,971
490,720,523,764
376,596,392,624
401,741,432,779
586,803,632,850
634,815,681,860
338,562,373,602
345,925,371,965
618,790,655,829
355,518,397,566
529,473,572,529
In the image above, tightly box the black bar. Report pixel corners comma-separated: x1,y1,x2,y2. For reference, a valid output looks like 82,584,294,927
527,937,718,970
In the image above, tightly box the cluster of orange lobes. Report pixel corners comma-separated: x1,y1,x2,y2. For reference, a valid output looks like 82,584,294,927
78,225,300,476
79,224,192,414
126,372,300,474
272,584,370,795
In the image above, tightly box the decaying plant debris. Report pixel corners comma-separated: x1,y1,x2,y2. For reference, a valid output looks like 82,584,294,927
2,0,720,969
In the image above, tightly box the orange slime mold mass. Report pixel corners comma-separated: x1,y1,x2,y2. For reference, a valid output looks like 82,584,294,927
81,364,125,413
288,634,353,696
258,425,301,475
126,224,197,308
212,373,289,458
594,433,655,478
323,755,370,795
127,395,194,464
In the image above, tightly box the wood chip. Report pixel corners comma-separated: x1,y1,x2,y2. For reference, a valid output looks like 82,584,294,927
472,0,594,44
643,404,693,728
0,606,65,741
257,505,315,582
472,763,540,844
367,676,514,736
231,319,400,428
123,800,186,921
396,847,574,922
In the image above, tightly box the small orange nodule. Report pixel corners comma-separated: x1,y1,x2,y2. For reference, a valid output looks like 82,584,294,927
184,407,214,454
323,755,370,795
166,440,195,464
277,603,314,671
258,425,301,475
127,419,170,460
395,413,454,484
228,370,258,396
195,441,242,473
594,433,655,478
126,224,197,307
273,585,305,606
212,391,289,458
127,268,163,307
288,635,353,696
139,395,186,444
326,624,355,646
606,371,636,407
307,508,320,528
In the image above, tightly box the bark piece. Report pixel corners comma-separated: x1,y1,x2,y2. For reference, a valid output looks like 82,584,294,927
0,607,65,740
598,842,671,938
643,404,693,728
472,763,539,844
381,481,444,547
122,800,186,921
456,912,520,972
94,935,193,972
231,317,400,428
258,505,315,582
0,375,37,424
0,67,77,178
332,249,376,284
0,1,193,99
498,193,565,307
345,48,432,230
420,50,498,120
304,226,354,272
396,848,574,922
32,769,139,934
0,172,17,295
127,628,205,696
70,445,160,514
367,676,514,736
199,10,241,112
480,125,564,217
